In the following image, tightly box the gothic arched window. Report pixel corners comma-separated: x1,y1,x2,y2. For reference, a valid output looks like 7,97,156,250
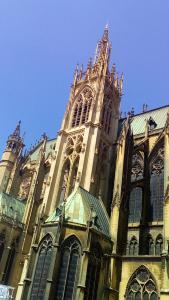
128,188,142,223
55,236,81,300
147,235,154,255
129,237,138,255
30,235,53,300
125,266,158,299
155,234,163,255
84,245,102,300
2,241,16,284
149,148,164,221
71,88,93,128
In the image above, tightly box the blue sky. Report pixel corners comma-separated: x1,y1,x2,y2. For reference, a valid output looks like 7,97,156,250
0,1,169,154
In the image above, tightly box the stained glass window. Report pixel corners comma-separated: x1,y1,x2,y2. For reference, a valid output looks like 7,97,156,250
30,235,52,300
128,188,142,223
126,266,158,299
84,246,101,300
149,150,164,221
55,236,81,300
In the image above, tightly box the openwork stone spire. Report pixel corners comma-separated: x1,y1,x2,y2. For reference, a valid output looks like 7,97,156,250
6,121,24,154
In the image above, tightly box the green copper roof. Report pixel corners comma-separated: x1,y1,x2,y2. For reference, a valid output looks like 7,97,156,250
46,186,110,238
130,105,169,136
0,192,25,227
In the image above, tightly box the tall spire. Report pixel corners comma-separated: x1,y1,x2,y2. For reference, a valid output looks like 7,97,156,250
94,25,111,64
6,121,24,154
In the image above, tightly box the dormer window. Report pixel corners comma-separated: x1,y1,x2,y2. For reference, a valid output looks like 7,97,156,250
148,117,157,131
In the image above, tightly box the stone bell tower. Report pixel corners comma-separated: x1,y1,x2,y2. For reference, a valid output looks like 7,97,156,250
43,26,123,215
0,121,24,192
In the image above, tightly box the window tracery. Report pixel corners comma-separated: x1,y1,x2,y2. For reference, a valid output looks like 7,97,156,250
149,147,164,221
131,152,144,182
125,266,158,300
60,134,83,200
128,237,138,255
30,235,53,300
72,88,93,127
55,236,81,300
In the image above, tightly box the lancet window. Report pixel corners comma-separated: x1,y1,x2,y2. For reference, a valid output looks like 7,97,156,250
128,237,138,255
128,187,142,223
101,97,112,134
71,88,93,127
125,266,158,299
0,232,5,263
30,235,53,300
59,135,83,201
84,246,102,300
55,236,81,300
96,141,108,199
149,148,164,221
147,235,154,255
2,241,16,284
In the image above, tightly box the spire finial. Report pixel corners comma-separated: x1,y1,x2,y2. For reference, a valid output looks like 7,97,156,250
6,120,24,154
102,24,109,41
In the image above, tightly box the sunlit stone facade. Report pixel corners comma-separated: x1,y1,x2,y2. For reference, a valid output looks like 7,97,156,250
0,27,169,300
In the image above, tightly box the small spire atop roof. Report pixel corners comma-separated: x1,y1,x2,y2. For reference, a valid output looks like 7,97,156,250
6,121,24,154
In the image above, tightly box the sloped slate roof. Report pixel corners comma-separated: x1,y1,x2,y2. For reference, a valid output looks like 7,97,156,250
0,192,25,227
29,138,57,161
45,186,110,238
120,105,169,136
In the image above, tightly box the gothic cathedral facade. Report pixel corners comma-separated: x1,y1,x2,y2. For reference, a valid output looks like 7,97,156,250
0,27,169,300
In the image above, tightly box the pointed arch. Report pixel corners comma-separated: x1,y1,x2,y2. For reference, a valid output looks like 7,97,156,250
128,236,138,255
147,234,154,255
125,266,158,299
71,86,94,128
155,234,163,255
55,235,81,300
131,151,144,182
30,234,53,299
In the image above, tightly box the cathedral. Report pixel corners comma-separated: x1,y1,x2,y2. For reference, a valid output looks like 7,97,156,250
0,27,169,300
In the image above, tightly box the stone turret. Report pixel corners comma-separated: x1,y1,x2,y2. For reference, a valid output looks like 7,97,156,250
0,121,24,192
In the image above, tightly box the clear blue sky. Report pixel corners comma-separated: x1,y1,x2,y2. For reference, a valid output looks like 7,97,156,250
0,1,169,154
